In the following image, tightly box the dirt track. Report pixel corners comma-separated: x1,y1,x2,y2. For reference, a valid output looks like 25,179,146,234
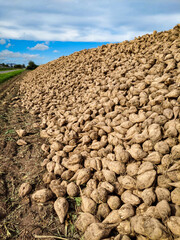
0,73,78,240
0,69,22,74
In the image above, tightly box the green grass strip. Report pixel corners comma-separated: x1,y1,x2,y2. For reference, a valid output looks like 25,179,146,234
0,68,15,71
0,69,25,84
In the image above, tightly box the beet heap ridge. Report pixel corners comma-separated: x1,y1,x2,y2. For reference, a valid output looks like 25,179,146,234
19,25,180,240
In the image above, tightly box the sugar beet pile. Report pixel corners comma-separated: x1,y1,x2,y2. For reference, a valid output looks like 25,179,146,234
19,25,180,240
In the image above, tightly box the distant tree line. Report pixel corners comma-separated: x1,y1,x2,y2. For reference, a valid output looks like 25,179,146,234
0,63,25,68
14,64,26,68
0,63,10,68
0,61,38,70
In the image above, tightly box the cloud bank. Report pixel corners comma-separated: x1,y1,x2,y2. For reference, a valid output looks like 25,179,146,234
0,0,179,42
0,50,40,63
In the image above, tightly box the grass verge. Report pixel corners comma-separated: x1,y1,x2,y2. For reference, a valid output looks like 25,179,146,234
0,68,15,71
0,70,25,84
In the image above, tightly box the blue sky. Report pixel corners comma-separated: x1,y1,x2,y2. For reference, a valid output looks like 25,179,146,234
0,0,180,65
0,40,108,65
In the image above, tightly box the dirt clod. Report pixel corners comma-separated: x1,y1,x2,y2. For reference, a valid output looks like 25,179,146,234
19,182,32,197
16,139,27,145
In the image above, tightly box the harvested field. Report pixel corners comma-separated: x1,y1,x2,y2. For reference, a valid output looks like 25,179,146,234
1,25,180,239
0,73,74,240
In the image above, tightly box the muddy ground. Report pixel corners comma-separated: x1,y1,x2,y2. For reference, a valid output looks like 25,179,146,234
0,72,80,240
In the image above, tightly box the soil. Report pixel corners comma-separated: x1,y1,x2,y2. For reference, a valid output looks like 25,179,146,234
0,72,80,240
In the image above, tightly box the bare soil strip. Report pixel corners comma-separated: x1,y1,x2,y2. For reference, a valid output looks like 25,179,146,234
0,73,77,240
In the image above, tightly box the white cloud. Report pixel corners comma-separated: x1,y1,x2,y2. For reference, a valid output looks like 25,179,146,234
0,49,40,63
53,50,59,53
0,1,179,42
0,24,146,42
28,43,49,50
6,43,11,48
0,39,6,45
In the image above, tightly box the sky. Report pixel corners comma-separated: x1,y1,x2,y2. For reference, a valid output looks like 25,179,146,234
0,0,180,65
